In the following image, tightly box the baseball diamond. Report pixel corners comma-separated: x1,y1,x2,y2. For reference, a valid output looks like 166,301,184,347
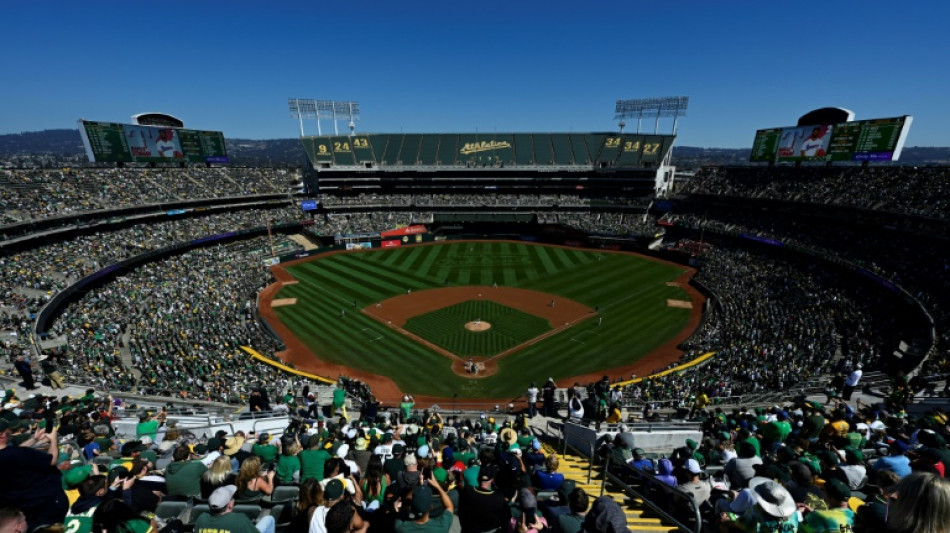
259,240,704,403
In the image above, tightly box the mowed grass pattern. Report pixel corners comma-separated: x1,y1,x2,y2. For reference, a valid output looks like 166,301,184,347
274,241,691,398
403,300,551,357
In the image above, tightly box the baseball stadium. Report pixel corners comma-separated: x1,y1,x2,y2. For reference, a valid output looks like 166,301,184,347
2,104,948,532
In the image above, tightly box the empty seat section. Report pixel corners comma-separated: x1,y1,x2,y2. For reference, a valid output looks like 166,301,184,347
513,134,535,165
381,134,403,165
485,134,514,165
418,135,440,165
532,134,555,166
569,134,593,164
329,136,356,166
351,135,376,163
550,134,573,165
585,134,608,163
616,135,644,166
437,134,459,165
399,134,423,164
638,135,668,165
367,135,390,165
305,137,334,166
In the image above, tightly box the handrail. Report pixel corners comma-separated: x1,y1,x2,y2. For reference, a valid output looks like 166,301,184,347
602,453,702,533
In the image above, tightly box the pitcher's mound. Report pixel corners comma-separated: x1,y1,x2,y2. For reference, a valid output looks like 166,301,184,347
465,321,491,332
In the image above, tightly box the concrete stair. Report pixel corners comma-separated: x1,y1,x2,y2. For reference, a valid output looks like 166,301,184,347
541,442,678,533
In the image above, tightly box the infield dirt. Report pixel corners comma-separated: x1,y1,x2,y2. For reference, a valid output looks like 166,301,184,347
258,242,704,407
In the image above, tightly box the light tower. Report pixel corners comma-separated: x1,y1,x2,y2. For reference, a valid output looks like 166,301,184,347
614,96,689,135
288,98,360,136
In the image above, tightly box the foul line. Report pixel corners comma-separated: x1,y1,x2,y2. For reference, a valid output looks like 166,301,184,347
240,345,335,384
611,351,717,388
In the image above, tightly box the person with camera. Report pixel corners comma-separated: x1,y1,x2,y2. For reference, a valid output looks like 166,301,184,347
394,474,455,533
236,456,275,499
0,416,69,532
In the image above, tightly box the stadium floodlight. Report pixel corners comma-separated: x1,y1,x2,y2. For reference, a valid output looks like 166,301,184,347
615,96,689,134
289,98,318,136
289,99,360,136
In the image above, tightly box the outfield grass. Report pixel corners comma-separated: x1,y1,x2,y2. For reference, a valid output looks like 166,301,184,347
273,241,691,398
403,300,551,357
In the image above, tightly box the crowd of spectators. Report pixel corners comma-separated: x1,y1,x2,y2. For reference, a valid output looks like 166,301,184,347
618,242,904,408
0,167,291,224
0,208,301,364
0,383,638,533
681,165,950,220
46,237,298,402
599,392,950,533
664,201,949,398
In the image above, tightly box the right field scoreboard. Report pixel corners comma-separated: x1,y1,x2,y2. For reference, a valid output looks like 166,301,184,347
751,116,913,163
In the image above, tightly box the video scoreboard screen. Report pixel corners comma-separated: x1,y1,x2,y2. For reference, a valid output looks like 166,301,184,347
78,120,229,164
750,116,912,163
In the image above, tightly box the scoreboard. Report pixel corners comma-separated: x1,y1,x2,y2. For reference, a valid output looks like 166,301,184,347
750,116,912,163
78,120,229,164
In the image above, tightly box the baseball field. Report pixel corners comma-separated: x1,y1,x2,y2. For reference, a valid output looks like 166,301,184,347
261,241,701,401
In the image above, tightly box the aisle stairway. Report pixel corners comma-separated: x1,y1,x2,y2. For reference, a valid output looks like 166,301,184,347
540,442,679,532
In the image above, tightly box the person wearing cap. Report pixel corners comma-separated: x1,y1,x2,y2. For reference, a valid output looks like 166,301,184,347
630,448,654,472
459,464,509,533
581,495,630,533
64,473,112,533
395,476,455,533
111,440,145,471
724,441,763,489
310,478,348,533
253,432,280,464
798,479,854,533
196,485,276,533
679,459,711,508
301,434,332,483
323,499,369,533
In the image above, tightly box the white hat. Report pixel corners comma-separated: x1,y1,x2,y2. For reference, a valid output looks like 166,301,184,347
751,480,796,518
685,459,702,474
336,443,350,458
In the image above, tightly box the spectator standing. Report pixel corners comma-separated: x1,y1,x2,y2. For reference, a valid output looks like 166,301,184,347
14,355,35,390
526,382,539,418
842,365,863,401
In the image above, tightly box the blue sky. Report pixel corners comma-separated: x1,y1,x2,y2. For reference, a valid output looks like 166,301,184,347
3,1,948,148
